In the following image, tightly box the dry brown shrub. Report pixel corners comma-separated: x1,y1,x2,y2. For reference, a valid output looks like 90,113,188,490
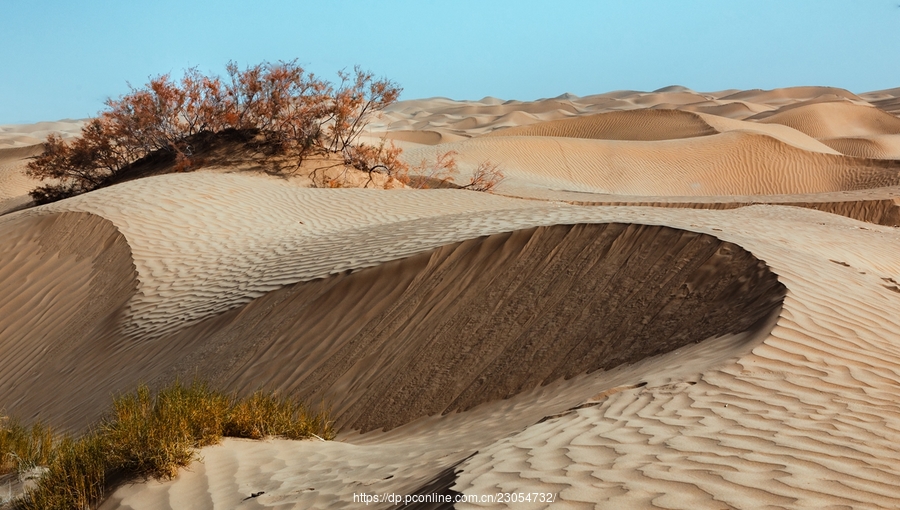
26,61,401,203
461,159,505,192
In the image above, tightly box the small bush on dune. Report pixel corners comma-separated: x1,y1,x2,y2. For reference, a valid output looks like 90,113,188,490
1,381,332,509
460,159,505,192
26,60,402,203
27,59,506,201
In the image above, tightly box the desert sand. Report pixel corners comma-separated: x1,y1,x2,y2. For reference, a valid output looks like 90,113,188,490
3,85,900,509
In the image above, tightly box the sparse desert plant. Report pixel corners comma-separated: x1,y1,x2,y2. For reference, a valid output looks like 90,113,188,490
401,150,460,189
461,159,505,192
26,60,401,203
23,434,106,510
328,66,401,153
343,138,408,187
9,380,332,509
376,150,503,191
0,416,55,478
224,390,329,440
101,382,227,479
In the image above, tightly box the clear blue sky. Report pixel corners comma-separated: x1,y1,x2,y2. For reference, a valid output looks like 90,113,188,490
2,0,899,123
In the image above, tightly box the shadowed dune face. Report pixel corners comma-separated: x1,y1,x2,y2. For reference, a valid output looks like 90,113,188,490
156,223,784,433
0,217,784,434
0,212,136,416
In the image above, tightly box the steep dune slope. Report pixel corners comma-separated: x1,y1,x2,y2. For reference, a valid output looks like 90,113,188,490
0,211,136,420
91,202,900,510
151,223,783,433
0,179,783,433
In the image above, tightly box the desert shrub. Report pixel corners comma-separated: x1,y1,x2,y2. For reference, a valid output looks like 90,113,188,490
26,60,401,203
328,67,401,153
343,138,408,187
407,150,460,189
11,380,332,509
372,150,504,191
461,159,505,192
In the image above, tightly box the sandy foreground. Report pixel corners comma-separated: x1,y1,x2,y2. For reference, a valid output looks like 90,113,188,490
2,86,900,509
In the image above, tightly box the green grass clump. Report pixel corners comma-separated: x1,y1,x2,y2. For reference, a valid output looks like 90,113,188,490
1,380,333,509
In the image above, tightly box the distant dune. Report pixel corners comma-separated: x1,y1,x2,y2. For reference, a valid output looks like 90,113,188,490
3,85,900,509
404,132,900,196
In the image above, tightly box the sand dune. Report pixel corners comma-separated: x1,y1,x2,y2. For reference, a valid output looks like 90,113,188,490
4,84,900,509
69,198,900,509
455,206,900,509
483,108,840,155
756,101,900,139
819,134,900,159
0,211,136,425
369,85,900,142
693,112,840,154
147,223,783,434
0,119,84,148
404,132,900,196
484,109,718,141
16,174,543,340
0,177,785,431
0,145,41,214
718,86,865,105
679,100,774,119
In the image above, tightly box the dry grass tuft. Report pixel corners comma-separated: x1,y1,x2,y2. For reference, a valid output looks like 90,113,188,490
0,417,54,478
1,380,332,509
